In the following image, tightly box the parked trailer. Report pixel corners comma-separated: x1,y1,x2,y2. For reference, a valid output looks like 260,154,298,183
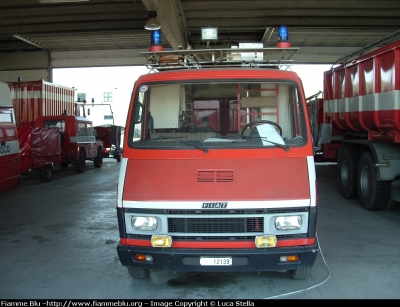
0,82,20,194
17,126,61,182
308,39,400,211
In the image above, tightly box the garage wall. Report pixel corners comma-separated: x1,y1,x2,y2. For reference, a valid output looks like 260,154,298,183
0,50,49,70
0,69,50,83
0,48,149,83
52,49,148,68
0,50,50,82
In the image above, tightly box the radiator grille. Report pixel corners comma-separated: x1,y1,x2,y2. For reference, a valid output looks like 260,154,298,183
168,217,263,233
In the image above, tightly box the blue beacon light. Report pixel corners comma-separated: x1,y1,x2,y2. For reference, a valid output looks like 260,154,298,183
149,30,163,51
276,25,291,48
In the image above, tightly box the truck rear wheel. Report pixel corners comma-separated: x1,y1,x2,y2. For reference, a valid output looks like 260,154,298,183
289,267,311,280
127,267,150,279
357,151,390,210
338,147,360,199
74,150,86,174
40,165,53,182
94,147,103,168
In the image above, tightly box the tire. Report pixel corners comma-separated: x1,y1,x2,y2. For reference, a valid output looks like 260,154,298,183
338,147,360,199
116,153,121,163
289,267,311,280
357,151,390,211
40,165,53,182
94,147,103,168
74,150,86,174
127,267,150,279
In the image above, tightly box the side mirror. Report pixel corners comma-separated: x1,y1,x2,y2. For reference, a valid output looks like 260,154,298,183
314,123,332,151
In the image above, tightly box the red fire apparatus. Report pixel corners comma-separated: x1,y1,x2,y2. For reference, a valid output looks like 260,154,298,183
7,79,104,181
307,40,400,211
0,82,20,193
94,124,124,162
34,114,104,174
116,46,330,280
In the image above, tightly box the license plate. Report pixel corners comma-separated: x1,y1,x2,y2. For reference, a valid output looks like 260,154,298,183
200,257,232,266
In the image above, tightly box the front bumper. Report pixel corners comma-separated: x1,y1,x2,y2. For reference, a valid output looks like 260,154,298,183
117,243,318,273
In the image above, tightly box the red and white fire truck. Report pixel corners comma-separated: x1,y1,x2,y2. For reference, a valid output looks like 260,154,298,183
116,46,330,280
307,39,400,211
0,82,20,193
34,114,104,174
7,79,104,181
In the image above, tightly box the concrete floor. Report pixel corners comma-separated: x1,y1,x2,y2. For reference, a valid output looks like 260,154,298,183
1,160,400,299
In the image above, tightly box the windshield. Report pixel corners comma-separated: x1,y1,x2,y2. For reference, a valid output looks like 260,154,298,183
128,80,307,150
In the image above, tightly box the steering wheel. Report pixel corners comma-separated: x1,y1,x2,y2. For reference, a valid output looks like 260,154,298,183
240,120,283,136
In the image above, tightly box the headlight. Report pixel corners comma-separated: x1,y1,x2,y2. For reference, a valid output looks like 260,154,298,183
131,216,158,231
275,215,302,230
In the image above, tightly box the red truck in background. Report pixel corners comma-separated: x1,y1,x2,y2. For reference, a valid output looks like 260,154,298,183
116,46,331,280
0,82,20,193
94,124,124,162
34,114,104,174
307,40,400,211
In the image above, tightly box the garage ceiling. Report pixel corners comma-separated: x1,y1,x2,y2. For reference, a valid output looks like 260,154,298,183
1,0,400,66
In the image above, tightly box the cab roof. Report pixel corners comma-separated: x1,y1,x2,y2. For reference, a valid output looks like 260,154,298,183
136,67,302,83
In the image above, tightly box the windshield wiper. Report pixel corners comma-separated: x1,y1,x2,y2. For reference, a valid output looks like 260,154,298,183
152,136,209,153
241,135,289,152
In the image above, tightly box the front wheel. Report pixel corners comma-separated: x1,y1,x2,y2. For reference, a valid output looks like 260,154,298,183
127,267,150,279
357,151,390,210
289,267,311,280
74,150,86,174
